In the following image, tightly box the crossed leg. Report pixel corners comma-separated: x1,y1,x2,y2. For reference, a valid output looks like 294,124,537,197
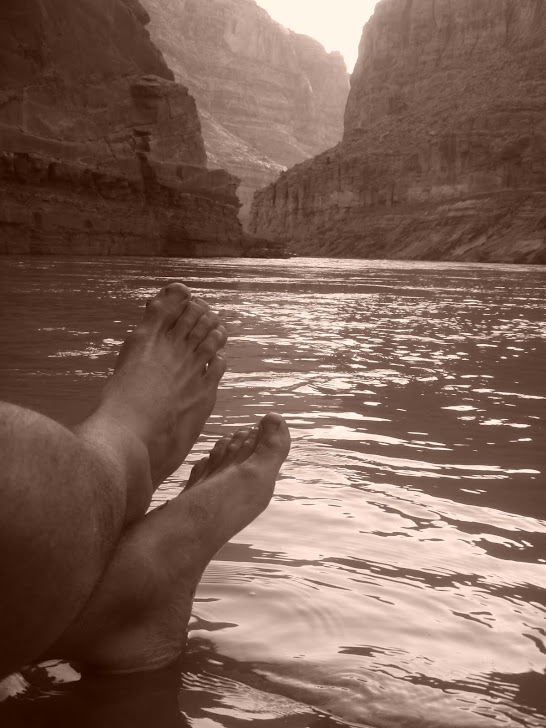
0,283,229,679
46,414,291,673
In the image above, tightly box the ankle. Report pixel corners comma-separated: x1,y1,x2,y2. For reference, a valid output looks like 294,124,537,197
75,411,153,524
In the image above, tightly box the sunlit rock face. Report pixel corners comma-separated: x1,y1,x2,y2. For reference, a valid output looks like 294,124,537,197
140,0,350,222
0,0,253,256
250,0,546,263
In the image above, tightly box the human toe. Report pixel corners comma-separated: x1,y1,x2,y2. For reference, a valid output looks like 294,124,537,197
187,311,222,349
164,282,190,300
172,298,210,339
234,428,258,463
254,413,291,461
209,435,231,470
196,327,228,362
225,428,251,464
186,428,247,491
205,354,227,386
186,457,209,489
142,283,190,332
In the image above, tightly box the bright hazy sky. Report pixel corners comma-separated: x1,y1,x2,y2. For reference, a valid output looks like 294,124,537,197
254,0,378,71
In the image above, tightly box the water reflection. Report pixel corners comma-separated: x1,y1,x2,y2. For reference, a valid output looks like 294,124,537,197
0,257,545,727
1,656,351,728
1,663,187,728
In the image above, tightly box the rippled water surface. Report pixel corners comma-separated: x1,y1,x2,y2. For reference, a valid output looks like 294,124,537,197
1,257,545,728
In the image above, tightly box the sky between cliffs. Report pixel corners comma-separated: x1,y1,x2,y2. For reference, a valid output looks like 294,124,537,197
254,0,377,71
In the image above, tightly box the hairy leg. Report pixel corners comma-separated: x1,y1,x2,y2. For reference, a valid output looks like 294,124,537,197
79,282,227,517
0,402,137,678
48,414,291,674
0,282,227,678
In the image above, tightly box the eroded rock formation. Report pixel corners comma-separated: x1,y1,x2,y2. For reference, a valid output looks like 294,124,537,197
140,0,350,222
250,0,546,263
0,0,276,256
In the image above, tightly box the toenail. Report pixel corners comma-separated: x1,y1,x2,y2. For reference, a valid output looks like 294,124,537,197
165,282,189,297
263,415,281,431
146,297,161,311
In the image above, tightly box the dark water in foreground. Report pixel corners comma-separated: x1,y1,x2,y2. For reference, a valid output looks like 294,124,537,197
0,257,545,728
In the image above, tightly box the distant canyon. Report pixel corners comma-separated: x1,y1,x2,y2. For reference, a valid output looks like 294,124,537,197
250,0,546,264
1,0,544,262
140,0,349,222
0,0,345,256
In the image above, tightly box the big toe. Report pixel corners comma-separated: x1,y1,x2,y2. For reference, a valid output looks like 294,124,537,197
142,282,191,332
253,413,291,465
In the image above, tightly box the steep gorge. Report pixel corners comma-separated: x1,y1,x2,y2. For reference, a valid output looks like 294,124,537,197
140,0,350,222
0,0,280,256
250,0,546,264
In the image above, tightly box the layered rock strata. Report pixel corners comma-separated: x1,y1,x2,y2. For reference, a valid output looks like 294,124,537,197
250,0,546,263
141,0,350,222
0,0,275,256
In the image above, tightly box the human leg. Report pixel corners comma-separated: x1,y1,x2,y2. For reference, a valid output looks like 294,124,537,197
0,282,227,677
46,414,291,673
0,402,134,678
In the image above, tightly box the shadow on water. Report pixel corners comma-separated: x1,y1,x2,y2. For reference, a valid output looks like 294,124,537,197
0,648,355,728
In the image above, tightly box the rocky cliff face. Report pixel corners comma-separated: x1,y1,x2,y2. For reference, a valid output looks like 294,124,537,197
0,0,274,256
140,0,350,222
250,0,546,264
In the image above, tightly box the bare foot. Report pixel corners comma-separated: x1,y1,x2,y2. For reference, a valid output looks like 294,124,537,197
47,414,290,673
77,283,228,521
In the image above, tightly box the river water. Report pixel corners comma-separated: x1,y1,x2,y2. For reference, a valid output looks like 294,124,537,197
0,257,545,728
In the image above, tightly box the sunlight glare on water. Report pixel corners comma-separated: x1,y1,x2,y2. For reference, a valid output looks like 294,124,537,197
0,257,545,728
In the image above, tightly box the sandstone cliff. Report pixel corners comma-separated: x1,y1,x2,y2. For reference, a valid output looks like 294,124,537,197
250,0,546,264
140,0,350,222
0,0,279,256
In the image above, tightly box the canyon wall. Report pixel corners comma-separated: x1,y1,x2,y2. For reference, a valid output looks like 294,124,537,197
141,0,350,222
0,0,279,256
250,0,546,263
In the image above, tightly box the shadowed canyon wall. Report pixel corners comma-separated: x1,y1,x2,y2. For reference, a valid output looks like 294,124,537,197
250,0,546,263
141,0,350,222
0,0,280,256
